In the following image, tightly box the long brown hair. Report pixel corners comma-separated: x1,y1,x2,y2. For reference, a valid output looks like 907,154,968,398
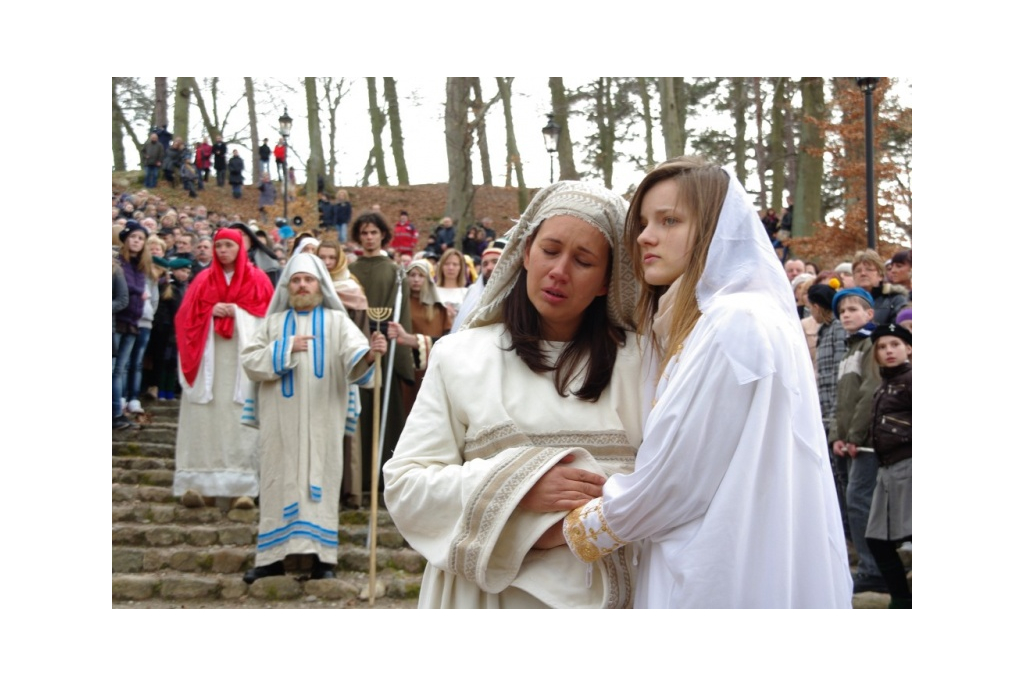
626,157,728,376
119,231,154,277
502,231,624,402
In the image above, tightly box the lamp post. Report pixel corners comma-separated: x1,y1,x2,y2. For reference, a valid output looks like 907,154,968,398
279,108,293,225
542,113,561,184
856,78,879,250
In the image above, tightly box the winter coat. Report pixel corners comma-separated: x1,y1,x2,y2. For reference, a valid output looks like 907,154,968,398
870,282,909,327
828,330,879,447
228,156,245,185
142,140,165,166
870,362,911,466
195,143,213,170
212,142,228,170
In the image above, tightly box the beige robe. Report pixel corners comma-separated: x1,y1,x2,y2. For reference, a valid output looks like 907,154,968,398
241,306,373,565
383,324,644,608
173,309,260,498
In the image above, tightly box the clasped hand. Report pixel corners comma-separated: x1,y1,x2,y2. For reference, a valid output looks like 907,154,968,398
519,454,606,513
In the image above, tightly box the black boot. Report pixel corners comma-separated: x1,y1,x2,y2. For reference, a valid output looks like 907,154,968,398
243,560,285,584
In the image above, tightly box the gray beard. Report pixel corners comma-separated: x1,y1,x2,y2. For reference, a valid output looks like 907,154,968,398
289,291,324,311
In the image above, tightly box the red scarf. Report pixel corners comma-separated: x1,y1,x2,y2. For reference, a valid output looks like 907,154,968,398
175,228,273,386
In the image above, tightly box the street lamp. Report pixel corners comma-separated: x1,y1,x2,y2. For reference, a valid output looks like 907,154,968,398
856,78,879,250
279,108,293,224
542,113,561,184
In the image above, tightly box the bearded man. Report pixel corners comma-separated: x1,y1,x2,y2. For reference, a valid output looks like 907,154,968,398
241,253,386,583
451,241,504,331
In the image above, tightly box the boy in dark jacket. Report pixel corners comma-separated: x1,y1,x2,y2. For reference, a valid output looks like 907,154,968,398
828,287,885,594
866,323,912,608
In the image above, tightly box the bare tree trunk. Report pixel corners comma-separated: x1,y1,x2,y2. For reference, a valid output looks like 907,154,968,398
320,77,348,188
753,77,768,210
674,78,690,152
360,149,374,187
383,77,409,185
303,78,325,200
496,77,528,212
731,77,748,188
593,78,617,189
793,77,826,238
366,78,389,186
783,80,797,199
769,78,787,213
658,77,685,158
189,78,220,140
444,77,476,240
549,77,579,181
244,77,260,186
637,77,655,169
173,77,190,142
469,78,493,186
112,79,127,171
153,77,168,129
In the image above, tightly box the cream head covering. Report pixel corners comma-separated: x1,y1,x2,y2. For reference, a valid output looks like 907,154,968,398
406,259,443,308
463,180,636,331
268,252,345,314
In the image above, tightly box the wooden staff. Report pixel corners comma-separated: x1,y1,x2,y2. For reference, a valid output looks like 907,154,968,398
365,306,392,606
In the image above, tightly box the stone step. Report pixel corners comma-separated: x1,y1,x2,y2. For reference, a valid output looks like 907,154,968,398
112,569,422,606
112,468,175,486
112,520,410,550
112,483,176,504
113,456,175,470
113,441,175,458
113,426,177,446
113,539,425,575
111,500,403,526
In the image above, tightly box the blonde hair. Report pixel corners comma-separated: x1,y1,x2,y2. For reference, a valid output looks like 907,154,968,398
436,248,467,288
626,157,728,376
316,238,346,280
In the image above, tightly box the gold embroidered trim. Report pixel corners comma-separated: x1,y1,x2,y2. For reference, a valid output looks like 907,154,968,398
565,504,602,563
564,497,628,566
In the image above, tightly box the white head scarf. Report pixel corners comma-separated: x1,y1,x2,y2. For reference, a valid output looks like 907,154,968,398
268,252,345,314
406,259,443,308
293,235,320,256
698,170,796,322
463,180,636,332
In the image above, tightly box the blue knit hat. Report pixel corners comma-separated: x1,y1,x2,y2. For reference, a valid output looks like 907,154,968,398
832,287,874,317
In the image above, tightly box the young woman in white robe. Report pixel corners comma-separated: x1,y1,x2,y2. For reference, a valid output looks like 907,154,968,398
383,181,644,608
563,158,853,608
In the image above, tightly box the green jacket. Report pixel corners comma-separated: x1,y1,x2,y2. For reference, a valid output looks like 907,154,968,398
827,332,879,447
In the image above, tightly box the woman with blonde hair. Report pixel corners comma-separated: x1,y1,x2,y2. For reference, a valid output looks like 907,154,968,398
433,247,468,318
562,157,851,608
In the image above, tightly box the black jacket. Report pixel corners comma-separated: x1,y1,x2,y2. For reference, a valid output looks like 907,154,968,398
228,156,245,185
870,362,911,466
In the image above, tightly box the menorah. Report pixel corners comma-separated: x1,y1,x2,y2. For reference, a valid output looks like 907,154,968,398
365,306,391,606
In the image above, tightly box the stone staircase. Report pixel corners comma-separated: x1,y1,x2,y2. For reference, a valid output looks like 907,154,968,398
112,399,425,608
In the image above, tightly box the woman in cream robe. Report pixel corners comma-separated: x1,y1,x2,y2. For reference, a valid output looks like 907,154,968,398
384,182,644,608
